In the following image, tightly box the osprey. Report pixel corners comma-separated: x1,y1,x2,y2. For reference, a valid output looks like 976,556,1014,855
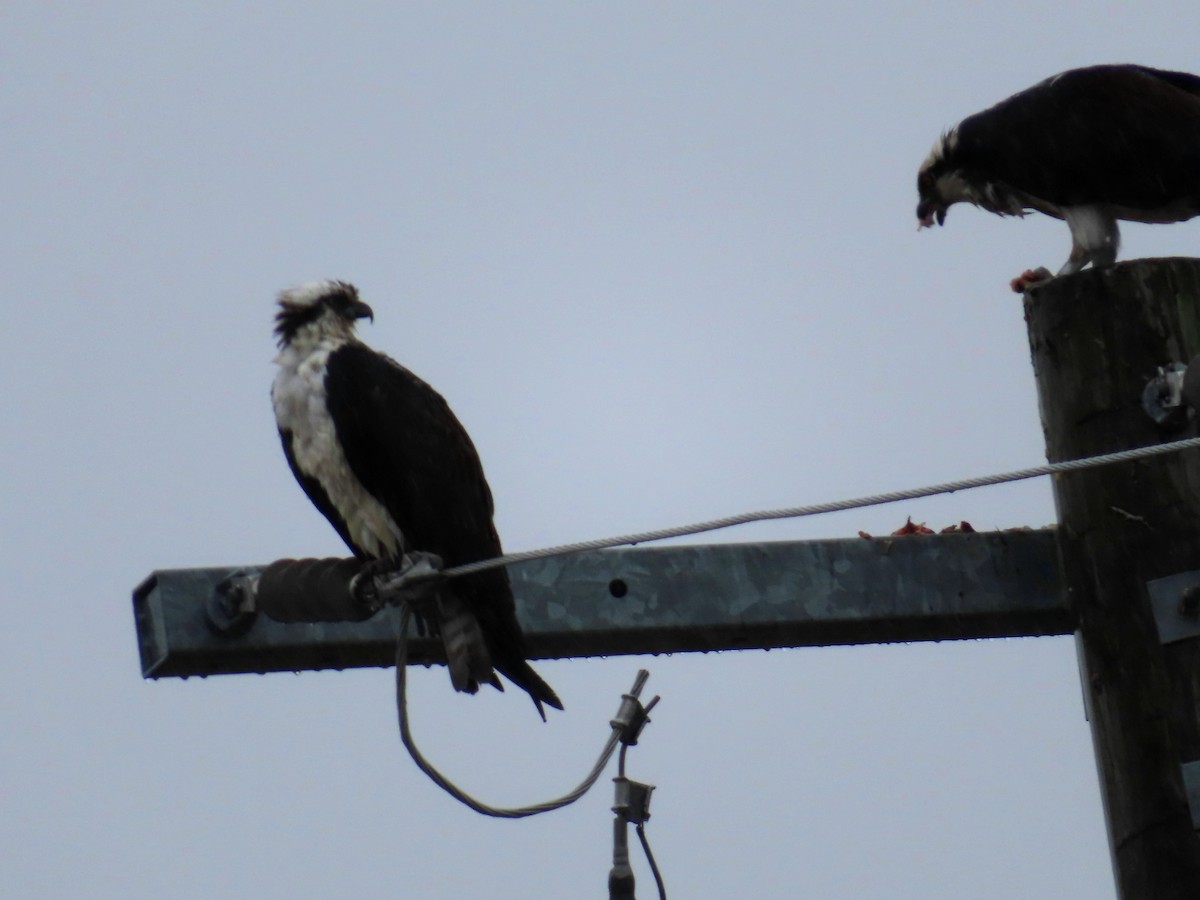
271,280,562,719
916,64,1200,291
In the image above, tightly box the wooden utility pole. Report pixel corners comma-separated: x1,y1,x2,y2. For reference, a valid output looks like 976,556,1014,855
1024,258,1200,899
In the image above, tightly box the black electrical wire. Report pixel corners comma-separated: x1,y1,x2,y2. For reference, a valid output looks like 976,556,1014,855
636,824,666,900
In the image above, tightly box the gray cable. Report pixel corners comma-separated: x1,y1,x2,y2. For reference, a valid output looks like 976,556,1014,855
445,435,1200,580
394,605,621,818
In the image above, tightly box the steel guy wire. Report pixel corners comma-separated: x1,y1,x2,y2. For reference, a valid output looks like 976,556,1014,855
443,435,1200,580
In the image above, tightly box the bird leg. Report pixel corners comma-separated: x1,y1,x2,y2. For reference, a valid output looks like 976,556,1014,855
1012,208,1120,292
1059,206,1120,275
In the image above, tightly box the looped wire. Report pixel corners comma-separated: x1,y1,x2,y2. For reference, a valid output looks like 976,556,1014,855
394,604,622,818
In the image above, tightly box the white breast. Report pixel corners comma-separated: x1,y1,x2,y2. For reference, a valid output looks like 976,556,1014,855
272,340,405,559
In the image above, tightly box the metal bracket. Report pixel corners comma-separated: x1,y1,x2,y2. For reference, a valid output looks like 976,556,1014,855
1142,355,1200,428
1146,570,1200,644
1142,362,1191,427
1182,761,1200,831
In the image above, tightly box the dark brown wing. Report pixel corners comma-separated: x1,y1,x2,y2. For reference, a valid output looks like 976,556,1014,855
323,342,561,717
953,65,1200,211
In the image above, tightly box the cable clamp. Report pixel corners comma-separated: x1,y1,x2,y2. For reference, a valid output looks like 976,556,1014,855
611,670,660,746
613,776,655,825
352,551,444,612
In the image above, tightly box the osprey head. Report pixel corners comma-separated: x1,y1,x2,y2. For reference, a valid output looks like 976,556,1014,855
915,132,959,229
274,279,374,346
916,170,948,228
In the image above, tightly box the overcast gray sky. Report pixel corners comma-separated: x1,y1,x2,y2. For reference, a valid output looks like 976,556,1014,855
6,3,1200,898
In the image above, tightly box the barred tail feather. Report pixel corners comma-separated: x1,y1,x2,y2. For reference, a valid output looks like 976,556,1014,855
437,590,498,695
439,579,563,720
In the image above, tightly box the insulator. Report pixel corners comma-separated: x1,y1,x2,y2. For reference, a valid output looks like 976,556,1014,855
255,557,375,623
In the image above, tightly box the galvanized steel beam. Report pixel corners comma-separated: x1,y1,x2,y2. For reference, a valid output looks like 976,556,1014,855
133,528,1068,679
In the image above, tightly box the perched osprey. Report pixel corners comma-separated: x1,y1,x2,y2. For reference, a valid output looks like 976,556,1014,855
271,280,562,719
916,64,1200,291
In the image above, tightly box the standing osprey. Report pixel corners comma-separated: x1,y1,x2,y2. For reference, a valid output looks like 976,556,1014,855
916,64,1200,291
271,279,562,719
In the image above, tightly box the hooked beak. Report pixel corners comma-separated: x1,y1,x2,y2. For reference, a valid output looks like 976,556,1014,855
916,203,946,230
351,300,374,323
